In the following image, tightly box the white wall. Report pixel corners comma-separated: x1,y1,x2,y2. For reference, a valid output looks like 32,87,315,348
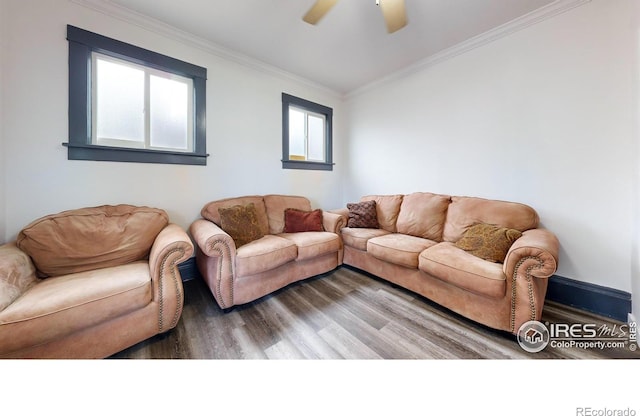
0,1,6,245
1,0,345,242
345,0,637,292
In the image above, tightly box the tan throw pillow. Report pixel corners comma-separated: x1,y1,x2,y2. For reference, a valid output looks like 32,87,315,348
218,203,265,248
283,208,324,233
455,223,523,263
346,200,379,228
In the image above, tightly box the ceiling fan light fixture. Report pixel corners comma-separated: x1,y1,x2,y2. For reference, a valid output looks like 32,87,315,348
303,0,338,25
378,0,407,33
303,0,407,34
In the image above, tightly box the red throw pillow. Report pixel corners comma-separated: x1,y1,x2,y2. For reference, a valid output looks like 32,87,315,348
283,208,324,233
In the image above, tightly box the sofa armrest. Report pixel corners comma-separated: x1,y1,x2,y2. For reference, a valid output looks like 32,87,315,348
503,228,559,333
189,219,236,308
190,219,237,257
0,243,39,313
328,208,349,230
148,224,194,332
323,211,347,234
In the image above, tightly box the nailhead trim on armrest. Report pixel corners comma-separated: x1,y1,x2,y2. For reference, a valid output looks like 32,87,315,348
207,239,234,309
509,255,543,333
158,247,187,332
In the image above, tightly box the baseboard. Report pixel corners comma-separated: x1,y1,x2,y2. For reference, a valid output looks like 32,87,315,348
546,275,631,322
178,257,199,282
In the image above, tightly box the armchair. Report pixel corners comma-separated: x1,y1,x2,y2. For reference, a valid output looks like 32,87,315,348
0,204,193,358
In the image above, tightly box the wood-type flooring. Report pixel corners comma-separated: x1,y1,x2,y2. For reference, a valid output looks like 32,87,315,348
112,266,640,359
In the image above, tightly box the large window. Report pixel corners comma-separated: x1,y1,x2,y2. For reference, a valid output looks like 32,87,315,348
282,93,333,171
66,25,208,165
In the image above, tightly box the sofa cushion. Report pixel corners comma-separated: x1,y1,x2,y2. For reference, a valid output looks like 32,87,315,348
455,223,522,263
396,192,451,241
280,232,341,261
218,203,266,248
419,242,506,298
0,244,39,313
347,200,379,228
16,205,168,277
201,196,270,236
234,235,298,277
361,194,404,232
368,234,437,269
264,195,312,234
341,228,391,251
0,261,151,354
442,196,539,243
283,208,324,233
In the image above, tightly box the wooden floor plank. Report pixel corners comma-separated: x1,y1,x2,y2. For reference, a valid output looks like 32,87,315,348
266,295,342,359
317,322,383,359
230,325,267,359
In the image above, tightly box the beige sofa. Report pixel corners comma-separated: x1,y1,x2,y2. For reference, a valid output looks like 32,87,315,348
190,195,345,309
0,205,193,358
334,192,559,334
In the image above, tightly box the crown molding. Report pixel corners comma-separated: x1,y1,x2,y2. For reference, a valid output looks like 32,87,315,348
345,0,592,99
68,0,343,98
70,0,592,100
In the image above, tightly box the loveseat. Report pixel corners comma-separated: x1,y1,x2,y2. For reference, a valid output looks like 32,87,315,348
0,204,193,358
190,195,345,309
334,192,559,334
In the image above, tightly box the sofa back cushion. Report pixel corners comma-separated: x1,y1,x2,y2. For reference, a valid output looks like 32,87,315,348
201,196,270,236
264,195,312,234
360,194,404,232
442,196,540,243
16,205,169,277
395,192,451,241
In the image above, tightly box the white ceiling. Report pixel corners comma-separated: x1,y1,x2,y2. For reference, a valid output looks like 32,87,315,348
105,0,558,94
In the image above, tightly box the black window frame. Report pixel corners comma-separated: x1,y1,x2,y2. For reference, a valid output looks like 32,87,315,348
282,93,333,171
65,25,208,166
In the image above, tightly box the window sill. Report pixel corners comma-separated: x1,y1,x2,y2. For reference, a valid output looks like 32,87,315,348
63,142,209,166
281,159,334,171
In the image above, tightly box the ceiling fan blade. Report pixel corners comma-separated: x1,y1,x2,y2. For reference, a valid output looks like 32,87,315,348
303,0,339,25
379,0,407,33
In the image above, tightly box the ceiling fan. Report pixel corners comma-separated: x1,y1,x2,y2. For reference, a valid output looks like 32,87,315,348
303,0,408,34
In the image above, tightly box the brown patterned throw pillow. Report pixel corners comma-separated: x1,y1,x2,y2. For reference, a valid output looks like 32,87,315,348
218,203,265,248
283,208,324,233
346,200,379,228
455,223,522,263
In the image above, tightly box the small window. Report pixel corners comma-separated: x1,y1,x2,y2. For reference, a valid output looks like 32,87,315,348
65,25,207,165
282,93,333,171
